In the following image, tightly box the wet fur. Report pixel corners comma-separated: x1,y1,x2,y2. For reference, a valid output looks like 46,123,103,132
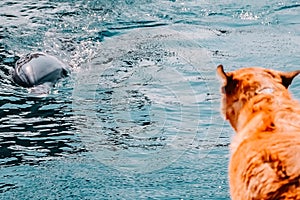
217,65,300,200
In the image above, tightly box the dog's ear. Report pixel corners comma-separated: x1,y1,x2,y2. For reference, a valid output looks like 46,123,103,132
217,65,229,83
280,70,300,88
217,65,237,94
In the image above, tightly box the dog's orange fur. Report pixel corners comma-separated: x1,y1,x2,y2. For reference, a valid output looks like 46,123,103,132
217,65,300,200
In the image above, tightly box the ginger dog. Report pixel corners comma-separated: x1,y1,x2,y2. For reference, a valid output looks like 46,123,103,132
217,65,300,200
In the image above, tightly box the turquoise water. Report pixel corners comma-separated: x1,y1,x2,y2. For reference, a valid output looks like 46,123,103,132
1,0,300,199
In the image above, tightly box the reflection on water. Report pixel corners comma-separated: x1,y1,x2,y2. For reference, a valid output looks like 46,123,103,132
0,92,84,166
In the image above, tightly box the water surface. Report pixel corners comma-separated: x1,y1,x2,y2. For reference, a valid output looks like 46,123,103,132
1,0,300,199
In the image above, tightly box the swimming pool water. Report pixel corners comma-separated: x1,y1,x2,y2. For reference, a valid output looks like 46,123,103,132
1,0,300,199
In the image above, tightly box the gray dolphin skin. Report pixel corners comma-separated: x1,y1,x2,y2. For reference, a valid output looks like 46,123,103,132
12,52,69,88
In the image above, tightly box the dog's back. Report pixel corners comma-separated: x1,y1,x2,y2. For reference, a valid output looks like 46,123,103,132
217,65,300,199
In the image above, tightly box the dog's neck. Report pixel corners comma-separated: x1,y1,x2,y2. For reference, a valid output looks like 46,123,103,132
235,87,292,133
230,89,300,155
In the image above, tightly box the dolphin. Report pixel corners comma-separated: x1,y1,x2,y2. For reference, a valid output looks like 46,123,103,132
12,52,69,94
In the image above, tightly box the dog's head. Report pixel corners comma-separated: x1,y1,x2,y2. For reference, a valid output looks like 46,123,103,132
217,65,300,130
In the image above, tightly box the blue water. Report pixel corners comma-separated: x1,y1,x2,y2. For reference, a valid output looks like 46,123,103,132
1,0,300,199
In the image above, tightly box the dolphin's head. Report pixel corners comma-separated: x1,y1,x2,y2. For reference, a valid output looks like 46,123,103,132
12,52,69,90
